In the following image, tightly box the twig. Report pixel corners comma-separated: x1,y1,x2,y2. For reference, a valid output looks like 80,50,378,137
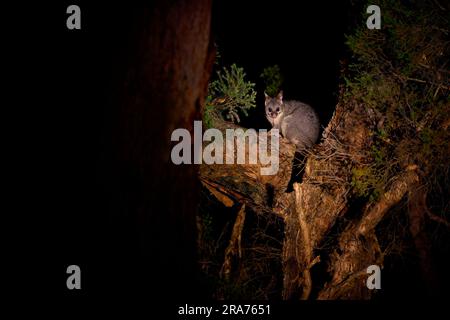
220,203,247,279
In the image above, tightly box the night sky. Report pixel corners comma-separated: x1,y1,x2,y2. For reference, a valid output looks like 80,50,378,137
212,0,353,128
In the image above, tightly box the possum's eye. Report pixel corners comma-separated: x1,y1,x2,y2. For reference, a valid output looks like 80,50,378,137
268,108,272,112
276,108,280,112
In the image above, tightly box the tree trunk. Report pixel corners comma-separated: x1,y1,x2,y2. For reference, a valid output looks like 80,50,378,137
408,188,440,297
101,0,214,298
200,100,421,299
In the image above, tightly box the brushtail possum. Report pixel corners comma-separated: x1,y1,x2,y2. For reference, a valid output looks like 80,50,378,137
265,91,320,151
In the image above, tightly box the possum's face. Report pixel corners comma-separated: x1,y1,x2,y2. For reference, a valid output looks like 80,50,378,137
265,91,283,120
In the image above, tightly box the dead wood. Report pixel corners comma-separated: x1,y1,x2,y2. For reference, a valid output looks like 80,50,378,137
317,170,419,299
200,101,422,300
220,203,247,279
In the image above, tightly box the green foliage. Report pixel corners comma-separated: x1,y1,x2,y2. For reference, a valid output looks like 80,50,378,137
351,167,382,202
342,0,450,202
203,104,216,129
260,65,284,97
204,64,256,125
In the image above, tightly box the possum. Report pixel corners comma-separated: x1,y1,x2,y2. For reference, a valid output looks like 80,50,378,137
265,91,320,151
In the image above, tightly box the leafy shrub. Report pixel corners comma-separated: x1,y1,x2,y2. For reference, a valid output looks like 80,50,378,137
342,0,449,202
260,65,284,97
205,64,256,126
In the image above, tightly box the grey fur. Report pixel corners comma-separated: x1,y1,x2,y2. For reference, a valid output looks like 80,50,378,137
265,91,320,151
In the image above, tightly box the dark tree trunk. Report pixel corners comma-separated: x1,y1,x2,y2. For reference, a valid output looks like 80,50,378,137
408,188,440,297
99,0,214,299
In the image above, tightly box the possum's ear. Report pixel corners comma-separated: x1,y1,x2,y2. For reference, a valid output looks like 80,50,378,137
264,92,270,104
276,91,283,103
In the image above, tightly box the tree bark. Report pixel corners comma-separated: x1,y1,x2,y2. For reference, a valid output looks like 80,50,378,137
102,0,214,298
200,120,296,216
200,100,422,299
318,170,418,299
